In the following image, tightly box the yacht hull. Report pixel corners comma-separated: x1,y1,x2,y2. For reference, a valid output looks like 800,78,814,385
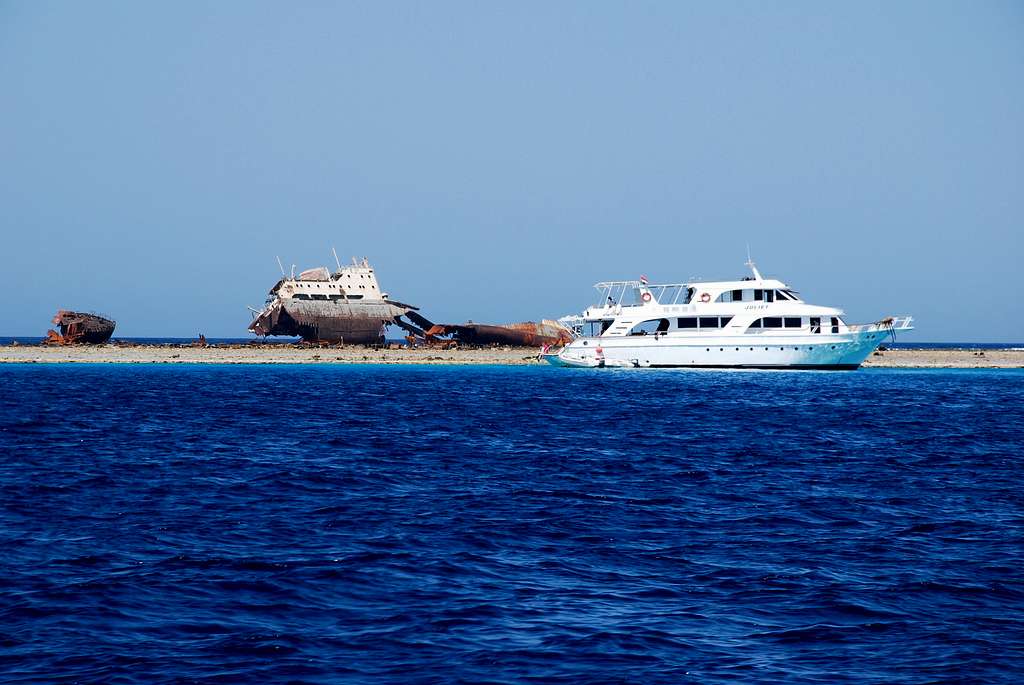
548,329,891,370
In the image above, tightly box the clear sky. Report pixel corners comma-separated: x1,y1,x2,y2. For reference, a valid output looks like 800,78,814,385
2,2,1021,340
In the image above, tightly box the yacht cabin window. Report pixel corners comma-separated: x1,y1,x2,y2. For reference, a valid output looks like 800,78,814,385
678,316,732,330
746,317,810,331
629,319,670,335
718,290,747,303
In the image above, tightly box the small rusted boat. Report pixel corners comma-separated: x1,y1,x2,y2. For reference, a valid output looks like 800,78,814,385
46,310,116,344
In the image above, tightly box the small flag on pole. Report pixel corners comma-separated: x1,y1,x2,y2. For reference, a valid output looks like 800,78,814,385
640,275,649,285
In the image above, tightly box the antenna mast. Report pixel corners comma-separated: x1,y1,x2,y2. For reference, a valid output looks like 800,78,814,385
745,244,763,281
276,256,286,276
332,247,342,271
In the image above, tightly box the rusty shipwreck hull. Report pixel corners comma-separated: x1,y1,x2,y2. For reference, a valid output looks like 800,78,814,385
249,299,419,344
424,320,573,347
46,310,116,344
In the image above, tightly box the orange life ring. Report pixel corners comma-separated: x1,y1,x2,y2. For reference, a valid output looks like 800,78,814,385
700,292,710,303
641,292,652,302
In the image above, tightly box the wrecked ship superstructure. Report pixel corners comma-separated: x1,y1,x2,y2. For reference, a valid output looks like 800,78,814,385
46,310,116,344
248,257,430,344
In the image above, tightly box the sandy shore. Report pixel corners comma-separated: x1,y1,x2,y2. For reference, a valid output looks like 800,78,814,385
0,344,1021,368
861,348,1023,369
0,344,541,365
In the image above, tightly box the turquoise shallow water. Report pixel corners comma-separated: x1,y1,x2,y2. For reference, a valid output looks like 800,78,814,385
1,365,1022,683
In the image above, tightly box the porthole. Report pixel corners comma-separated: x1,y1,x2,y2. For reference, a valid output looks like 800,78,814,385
831,345,836,349
706,348,710,352
582,341,588,346
719,348,724,351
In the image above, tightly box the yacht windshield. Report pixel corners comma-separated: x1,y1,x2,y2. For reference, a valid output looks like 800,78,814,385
593,281,693,307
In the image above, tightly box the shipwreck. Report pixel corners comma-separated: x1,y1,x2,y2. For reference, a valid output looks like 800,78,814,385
45,310,116,344
421,320,573,347
248,255,431,344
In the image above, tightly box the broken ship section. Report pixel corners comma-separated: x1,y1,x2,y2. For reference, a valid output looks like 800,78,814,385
248,258,430,344
422,320,572,347
45,310,116,344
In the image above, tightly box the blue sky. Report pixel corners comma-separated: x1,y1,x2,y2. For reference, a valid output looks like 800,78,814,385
2,2,1021,340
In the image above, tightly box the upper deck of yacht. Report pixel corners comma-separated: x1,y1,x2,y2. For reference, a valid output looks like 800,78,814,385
557,260,886,339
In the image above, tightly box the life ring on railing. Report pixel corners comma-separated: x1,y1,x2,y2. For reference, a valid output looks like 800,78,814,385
700,292,711,303
641,292,652,303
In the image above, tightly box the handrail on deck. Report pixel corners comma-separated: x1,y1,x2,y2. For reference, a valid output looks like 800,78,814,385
593,280,690,290
847,316,914,332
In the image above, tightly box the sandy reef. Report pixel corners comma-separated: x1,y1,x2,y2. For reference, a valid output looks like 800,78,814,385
0,344,1021,368
0,344,540,365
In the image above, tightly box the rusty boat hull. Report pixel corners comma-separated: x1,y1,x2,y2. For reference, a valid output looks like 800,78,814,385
424,320,573,347
49,310,116,344
249,299,413,344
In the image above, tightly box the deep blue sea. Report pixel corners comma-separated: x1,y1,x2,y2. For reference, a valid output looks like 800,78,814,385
2,365,1022,684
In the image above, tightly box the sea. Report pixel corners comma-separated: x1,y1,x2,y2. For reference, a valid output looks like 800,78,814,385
1,364,1022,684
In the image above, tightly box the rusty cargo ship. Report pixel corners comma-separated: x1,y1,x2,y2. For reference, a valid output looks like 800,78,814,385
248,257,430,344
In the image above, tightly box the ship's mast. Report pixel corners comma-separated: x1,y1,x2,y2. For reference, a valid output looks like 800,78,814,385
745,244,763,281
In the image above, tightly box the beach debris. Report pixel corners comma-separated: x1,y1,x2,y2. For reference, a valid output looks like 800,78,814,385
44,310,116,345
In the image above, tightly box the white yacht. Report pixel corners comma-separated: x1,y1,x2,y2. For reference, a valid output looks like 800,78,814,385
546,261,913,370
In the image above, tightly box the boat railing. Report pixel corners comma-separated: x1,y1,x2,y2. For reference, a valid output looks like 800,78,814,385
592,281,692,307
847,316,914,333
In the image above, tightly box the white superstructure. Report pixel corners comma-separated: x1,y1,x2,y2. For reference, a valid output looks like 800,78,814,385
547,261,913,369
268,258,388,305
